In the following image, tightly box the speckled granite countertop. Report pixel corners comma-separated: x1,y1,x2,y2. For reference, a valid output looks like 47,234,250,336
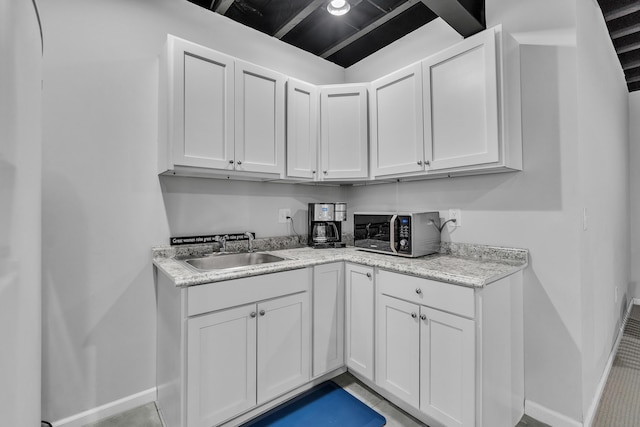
153,240,528,289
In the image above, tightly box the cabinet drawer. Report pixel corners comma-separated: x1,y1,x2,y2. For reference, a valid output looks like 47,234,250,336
187,268,310,316
377,269,474,318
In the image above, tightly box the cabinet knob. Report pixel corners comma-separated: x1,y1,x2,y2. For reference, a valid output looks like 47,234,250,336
259,310,266,316
366,272,372,278
237,160,242,165
323,170,328,175
425,160,430,167
411,312,417,319
420,314,427,321
229,160,234,164
415,288,422,294
312,170,316,174
250,312,257,318
417,160,423,166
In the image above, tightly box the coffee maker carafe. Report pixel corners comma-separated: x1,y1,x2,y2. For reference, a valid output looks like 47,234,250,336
308,203,346,248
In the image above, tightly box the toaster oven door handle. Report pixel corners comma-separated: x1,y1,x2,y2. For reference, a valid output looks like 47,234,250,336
389,214,398,254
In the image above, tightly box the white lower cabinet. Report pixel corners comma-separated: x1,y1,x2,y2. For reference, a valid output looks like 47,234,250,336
312,262,344,377
345,263,375,381
188,292,309,427
377,294,474,426
157,262,523,427
156,268,311,427
187,304,257,427
375,269,523,427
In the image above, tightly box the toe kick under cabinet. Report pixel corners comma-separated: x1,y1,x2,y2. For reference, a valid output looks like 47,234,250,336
156,268,312,427
374,269,524,427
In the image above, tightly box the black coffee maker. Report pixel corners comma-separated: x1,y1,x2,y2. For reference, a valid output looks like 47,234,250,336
308,202,346,248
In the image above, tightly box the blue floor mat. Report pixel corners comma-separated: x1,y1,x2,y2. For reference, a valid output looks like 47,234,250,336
241,381,386,427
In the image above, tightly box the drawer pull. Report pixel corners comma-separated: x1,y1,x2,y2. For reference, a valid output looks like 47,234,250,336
250,312,257,318
415,288,422,294
411,312,417,318
366,272,372,278
420,314,427,321
259,310,266,316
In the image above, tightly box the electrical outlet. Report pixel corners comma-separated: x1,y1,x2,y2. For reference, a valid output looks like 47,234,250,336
278,208,291,224
449,209,462,227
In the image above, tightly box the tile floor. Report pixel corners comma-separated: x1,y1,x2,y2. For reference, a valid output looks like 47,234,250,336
81,372,546,427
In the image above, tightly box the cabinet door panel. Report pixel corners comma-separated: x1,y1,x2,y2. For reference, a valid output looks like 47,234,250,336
345,264,375,380
376,295,420,408
371,62,424,177
312,263,345,377
187,305,256,427
287,79,318,179
420,307,475,427
235,60,285,174
257,292,310,404
320,86,368,179
423,29,499,171
172,38,235,170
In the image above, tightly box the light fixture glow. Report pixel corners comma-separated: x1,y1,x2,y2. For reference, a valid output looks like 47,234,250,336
327,0,350,16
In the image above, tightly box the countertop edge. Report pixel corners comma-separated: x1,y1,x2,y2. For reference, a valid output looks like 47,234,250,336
152,245,528,289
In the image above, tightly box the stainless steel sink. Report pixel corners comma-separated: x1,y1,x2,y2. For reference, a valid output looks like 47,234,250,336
183,252,286,271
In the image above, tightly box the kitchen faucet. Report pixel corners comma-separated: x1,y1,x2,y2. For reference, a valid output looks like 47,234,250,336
245,232,254,253
216,234,229,252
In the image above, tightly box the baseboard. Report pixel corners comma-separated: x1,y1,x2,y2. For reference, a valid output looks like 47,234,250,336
51,387,157,427
524,400,582,427
582,298,637,427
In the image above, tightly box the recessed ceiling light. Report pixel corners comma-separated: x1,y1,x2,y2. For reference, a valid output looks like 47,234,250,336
327,0,350,16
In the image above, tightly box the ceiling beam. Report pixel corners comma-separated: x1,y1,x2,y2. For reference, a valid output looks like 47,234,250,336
273,0,327,39
319,0,418,58
419,0,484,37
604,1,640,21
213,0,235,14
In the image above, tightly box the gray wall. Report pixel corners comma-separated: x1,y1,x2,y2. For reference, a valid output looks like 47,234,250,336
39,0,343,421
0,0,42,425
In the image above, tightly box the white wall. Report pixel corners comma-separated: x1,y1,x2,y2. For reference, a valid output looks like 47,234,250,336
344,18,462,83
345,43,585,421
576,0,630,420
39,0,343,422
631,92,640,298
0,0,42,425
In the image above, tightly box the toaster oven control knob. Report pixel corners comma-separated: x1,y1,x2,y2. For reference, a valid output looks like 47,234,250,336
400,239,408,248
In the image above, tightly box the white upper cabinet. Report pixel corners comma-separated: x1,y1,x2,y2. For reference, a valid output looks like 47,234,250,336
286,79,319,180
423,28,499,171
158,35,286,178
371,25,522,180
162,36,235,171
235,60,286,175
370,62,425,177
320,85,369,180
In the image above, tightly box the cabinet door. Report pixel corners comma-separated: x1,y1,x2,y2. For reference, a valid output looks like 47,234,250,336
257,292,310,404
423,29,499,171
235,60,286,175
287,79,319,180
376,295,421,408
345,264,375,380
420,306,475,427
371,62,425,177
312,263,345,377
187,304,257,427
170,36,235,170
320,85,369,180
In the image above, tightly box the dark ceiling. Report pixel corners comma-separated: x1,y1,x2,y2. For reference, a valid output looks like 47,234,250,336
188,0,485,68
597,0,640,91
